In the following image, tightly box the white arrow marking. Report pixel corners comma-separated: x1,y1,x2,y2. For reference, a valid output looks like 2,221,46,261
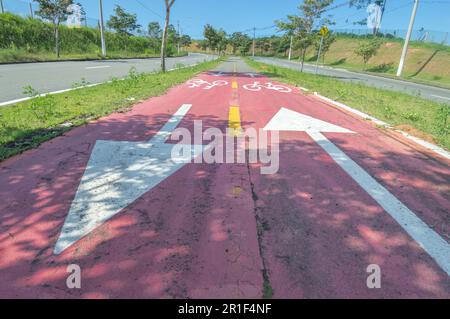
265,107,450,276
54,104,205,255
264,107,354,133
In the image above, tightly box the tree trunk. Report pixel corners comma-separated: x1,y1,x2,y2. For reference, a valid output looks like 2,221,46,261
55,23,60,58
160,6,171,72
300,47,306,72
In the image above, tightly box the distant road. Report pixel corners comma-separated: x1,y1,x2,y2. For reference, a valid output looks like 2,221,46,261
253,56,450,104
0,53,216,105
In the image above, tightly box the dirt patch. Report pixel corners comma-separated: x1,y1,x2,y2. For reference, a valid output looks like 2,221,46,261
395,124,436,143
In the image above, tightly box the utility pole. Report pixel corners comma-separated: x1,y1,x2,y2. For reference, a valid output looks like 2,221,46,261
1,0,4,14
98,0,107,58
252,27,256,57
396,0,419,77
288,34,293,60
29,2,33,18
177,20,180,54
315,35,324,74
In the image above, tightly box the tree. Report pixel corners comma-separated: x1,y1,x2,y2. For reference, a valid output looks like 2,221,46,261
167,24,178,45
229,32,242,54
148,21,162,39
180,34,191,49
161,0,176,72
354,38,381,69
204,24,219,53
277,0,334,71
107,5,140,36
229,32,252,55
272,35,291,56
216,29,228,55
34,0,73,58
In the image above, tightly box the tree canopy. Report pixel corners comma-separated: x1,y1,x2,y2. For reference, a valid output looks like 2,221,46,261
107,5,140,36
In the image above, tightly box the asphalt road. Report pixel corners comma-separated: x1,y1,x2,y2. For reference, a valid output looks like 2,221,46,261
253,56,450,104
0,57,449,298
0,53,216,105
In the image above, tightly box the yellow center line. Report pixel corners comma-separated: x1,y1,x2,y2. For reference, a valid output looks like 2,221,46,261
228,106,241,136
229,61,241,136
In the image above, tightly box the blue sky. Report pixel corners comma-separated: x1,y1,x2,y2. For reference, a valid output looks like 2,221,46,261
9,0,450,37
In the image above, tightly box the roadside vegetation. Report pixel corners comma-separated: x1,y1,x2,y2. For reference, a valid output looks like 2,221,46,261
250,35,450,89
0,58,222,161
189,0,450,88
246,58,449,150
190,31,450,89
0,10,190,63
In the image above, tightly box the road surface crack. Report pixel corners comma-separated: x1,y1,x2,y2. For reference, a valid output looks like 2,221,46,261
245,160,273,299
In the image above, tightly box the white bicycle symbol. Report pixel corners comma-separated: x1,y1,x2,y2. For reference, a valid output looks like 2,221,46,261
243,81,292,93
187,79,229,90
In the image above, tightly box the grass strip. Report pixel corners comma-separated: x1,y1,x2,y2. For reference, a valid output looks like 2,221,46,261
0,58,223,161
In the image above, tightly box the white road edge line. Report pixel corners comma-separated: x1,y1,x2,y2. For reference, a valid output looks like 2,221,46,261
0,56,218,107
309,131,450,277
431,94,450,101
86,65,111,69
314,93,450,160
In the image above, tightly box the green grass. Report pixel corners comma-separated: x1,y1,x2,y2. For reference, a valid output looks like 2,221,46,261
0,13,184,64
0,49,187,63
0,57,223,161
257,36,450,89
262,278,274,299
245,58,449,151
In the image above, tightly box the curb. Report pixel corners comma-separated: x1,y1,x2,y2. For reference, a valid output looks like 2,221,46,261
312,92,450,161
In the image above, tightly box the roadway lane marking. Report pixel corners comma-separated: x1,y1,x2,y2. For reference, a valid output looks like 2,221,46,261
53,104,210,254
232,81,238,89
431,94,450,101
0,58,219,107
265,107,450,276
0,82,103,107
86,65,111,70
229,106,241,135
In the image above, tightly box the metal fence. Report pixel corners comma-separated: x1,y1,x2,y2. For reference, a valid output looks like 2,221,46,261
332,28,450,46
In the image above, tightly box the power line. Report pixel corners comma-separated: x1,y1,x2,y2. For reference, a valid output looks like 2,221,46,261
335,0,415,28
134,0,162,19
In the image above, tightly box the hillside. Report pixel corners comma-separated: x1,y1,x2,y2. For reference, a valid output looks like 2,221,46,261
0,13,180,63
279,36,450,89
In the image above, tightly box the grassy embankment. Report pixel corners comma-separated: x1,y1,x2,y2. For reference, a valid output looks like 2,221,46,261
273,37,450,89
245,58,449,151
0,58,223,161
0,12,183,63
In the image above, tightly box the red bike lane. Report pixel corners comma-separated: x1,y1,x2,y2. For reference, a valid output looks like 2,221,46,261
0,61,449,299
236,73,450,298
0,71,263,298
